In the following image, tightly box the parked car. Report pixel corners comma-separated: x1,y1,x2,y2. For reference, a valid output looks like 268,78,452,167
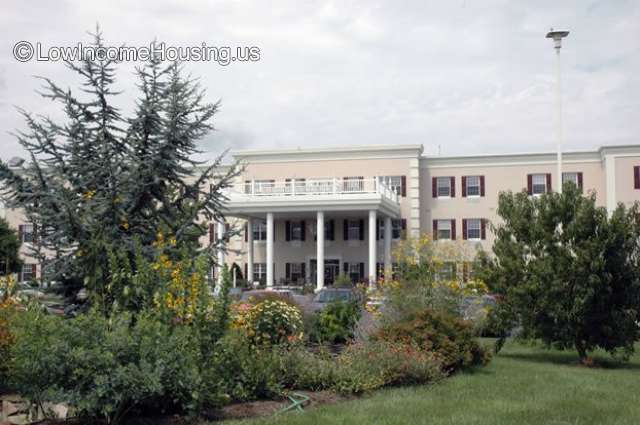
308,287,359,312
240,289,296,304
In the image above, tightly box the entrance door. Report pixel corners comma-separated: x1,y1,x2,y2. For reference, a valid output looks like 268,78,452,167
310,259,340,285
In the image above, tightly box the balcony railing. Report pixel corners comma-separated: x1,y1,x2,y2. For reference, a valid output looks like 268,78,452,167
226,177,400,204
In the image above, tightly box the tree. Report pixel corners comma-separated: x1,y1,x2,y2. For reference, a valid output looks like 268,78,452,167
0,29,239,310
0,217,21,276
479,183,640,363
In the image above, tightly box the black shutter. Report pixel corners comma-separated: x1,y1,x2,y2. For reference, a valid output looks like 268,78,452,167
286,263,291,280
527,175,533,195
359,219,365,241
462,219,467,240
401,176,407,197
18,225,24,242
577,172,584,191
480,176,486,197
300,263,306,280
634,166,640,189
285,221,291,241
462,176,467,197
432,177,437,198
244,263,248,279
329,220,335,241
401,219,407,240
209,223,214,243
244,223,248,242
301,220,306,241
450,177,456,197
481,219,487,240
359,263,365,281
432,220,438,240
376,219,380,240
451,219,456,240
343,219,349,240
546,174,552,193
343,262,349,274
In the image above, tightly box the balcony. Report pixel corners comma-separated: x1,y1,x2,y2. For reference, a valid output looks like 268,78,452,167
222,177,401,217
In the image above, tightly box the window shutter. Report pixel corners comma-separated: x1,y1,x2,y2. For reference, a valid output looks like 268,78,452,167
32,224,38,243
300,263,306,280
359,263,365,280
31,264,37,278
401,176,407,197
577,172,583,191
481,219,487,240
285,263,291,280
376,219,380,240
461,176,467,197
401,219,407,240
634,166,640,189
343,262,349,274
343,219,349,240
527,175,533,195
244,223,248,242
432,177,437,198
285,221,291,241
450,177,456,197
451,219,456,240
209,223,214,243
359,219,365,241
462,219,467,240
244,263,247,279
224,223,230,242
480,176,485,197
18,225,24,242
328,220,334,241
432,220,438,240
301,220,306,241
546,174,552,192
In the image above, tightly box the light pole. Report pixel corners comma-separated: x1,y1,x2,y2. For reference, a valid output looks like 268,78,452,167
546,28,569,193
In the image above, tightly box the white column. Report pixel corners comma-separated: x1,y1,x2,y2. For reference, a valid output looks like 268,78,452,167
246,217,254,285
316,211,325,292
555,44,564,194
384,216,392,281
266,212,274,288
368,210,377,286
217,220,225,287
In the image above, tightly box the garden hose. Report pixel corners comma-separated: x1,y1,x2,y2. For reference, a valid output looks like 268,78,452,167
275,392,310,414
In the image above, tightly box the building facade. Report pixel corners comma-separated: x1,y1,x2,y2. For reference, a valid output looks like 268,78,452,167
3,144,640,288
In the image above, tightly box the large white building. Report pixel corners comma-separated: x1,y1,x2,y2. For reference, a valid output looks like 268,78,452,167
4,144,640,289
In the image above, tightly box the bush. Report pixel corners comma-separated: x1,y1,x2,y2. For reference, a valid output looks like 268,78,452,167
242,300,303,346
279,339,443,394
308,300,361,344
374,308,491,373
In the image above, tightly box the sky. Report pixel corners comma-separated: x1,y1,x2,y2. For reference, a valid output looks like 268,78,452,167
0,0,638,162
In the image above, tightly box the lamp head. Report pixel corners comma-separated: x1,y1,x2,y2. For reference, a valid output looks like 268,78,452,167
546,28,570,49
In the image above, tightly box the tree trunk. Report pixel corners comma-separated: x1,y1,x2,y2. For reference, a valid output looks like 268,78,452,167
575,338,589,365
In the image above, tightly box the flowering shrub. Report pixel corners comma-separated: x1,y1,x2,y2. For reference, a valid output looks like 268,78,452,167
241,300,303,346
0,275,19,388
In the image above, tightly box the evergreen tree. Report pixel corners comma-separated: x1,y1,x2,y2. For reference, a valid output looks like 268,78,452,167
0,217,22,276
478,183,640,363
0,30,239,308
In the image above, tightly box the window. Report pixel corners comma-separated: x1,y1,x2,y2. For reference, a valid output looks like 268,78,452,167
465,176,480,197
343,176,364,192
437,177,451,197
379,176,404,196
347,219,361,240
290,221,304,241
288,263,304,282
377,219,404,240
21,264,35,282
562,172,578,186
254,179,275,194
437,220,452,240
252,221,267,241
349,263,362,282
466,219,481,240
253,263,266,283
19,224,34,243
532,174,547,195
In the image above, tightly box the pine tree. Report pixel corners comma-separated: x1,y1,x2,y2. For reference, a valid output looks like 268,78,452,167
0,30,239,305
0,217,22,276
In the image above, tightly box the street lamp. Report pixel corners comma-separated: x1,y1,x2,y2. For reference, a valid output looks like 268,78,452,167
546,28,569,193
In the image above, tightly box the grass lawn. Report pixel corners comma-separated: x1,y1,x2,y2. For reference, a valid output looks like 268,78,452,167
223,340,640,425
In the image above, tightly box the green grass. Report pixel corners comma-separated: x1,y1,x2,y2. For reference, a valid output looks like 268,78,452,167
223,341,640,425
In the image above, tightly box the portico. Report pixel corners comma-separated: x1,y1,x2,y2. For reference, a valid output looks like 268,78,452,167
221,177,401,290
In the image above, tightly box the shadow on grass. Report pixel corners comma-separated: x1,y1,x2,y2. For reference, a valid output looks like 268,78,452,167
499,348,640,370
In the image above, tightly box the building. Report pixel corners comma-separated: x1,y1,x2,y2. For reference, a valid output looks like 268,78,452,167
3,144,640,287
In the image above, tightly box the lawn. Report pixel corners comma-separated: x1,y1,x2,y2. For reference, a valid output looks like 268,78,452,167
223,341,640,425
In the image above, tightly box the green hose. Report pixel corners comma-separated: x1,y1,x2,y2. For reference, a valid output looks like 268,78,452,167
275,392,310,415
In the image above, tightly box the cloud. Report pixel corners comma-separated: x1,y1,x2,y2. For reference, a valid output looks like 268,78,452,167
0,0,638,162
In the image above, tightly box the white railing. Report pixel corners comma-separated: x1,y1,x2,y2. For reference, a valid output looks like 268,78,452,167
227,177,399,203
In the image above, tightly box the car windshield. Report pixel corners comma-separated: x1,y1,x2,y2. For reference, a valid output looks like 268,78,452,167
314,290,352,303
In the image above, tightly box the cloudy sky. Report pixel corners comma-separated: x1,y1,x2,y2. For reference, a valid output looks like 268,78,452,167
0,0,638,161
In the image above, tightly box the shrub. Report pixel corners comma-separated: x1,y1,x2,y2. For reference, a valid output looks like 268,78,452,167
309,300,361,344
334,273,353,288
242,300,303,346
374,308,491,373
